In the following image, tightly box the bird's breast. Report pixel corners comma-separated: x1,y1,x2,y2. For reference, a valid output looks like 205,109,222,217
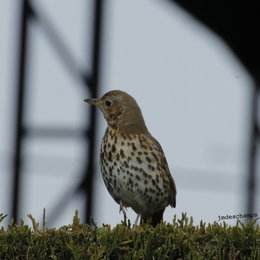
99,127,172,217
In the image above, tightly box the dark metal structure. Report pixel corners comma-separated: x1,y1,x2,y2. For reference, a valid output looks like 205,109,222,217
11,0,259,225
11,0,105,224
170,0,260,217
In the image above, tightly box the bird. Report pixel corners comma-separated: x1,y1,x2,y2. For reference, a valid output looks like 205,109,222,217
84,90,176,226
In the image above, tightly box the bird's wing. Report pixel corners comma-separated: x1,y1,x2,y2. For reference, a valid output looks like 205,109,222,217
145,133,177,208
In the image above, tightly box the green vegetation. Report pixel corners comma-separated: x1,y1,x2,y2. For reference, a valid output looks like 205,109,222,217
0,211,259,259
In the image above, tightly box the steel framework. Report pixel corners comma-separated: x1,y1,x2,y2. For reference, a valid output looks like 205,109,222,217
11,0,105,224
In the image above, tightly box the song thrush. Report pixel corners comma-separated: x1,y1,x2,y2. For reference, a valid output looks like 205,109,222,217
85,90,176,226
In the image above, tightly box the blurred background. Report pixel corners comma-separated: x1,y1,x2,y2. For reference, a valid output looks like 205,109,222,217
0,0,259,228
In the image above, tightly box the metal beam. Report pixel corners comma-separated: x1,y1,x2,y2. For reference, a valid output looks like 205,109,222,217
84,0,105,224
11,0,32,223
11,0,106,225
247,83,259,219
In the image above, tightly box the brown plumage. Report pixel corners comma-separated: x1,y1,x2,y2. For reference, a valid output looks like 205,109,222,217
85,90,176,226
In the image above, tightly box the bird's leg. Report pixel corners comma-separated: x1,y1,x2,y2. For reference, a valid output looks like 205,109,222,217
134,214,140,227
119,200,127,222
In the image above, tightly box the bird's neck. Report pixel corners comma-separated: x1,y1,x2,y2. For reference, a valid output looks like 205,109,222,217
118,121,148,135
121,106,148,134
106,106,148,135
106,114,148,134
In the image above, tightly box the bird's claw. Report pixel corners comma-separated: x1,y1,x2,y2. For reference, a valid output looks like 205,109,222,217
119,200,127,213
134,214,140,227
119,200,127,222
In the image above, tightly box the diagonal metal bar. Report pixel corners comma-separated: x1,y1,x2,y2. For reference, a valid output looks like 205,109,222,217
29,0,91,88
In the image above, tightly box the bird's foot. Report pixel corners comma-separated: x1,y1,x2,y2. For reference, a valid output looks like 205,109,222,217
133,214,140,227
119,200,127,222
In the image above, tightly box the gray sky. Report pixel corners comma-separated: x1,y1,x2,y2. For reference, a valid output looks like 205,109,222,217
0,0,258,228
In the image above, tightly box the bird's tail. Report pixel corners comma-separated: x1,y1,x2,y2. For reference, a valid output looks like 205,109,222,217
141,209,164,227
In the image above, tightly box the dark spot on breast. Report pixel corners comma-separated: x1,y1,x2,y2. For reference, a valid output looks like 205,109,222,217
121,141,125,146
146,156,152,163
116,153,120,160
140,168,148,178
108,166,113,176
108,142,111,148
148,165,155,171
127,178,134,188
113,161,117,166
136,175,141,181
132,143,137,151
131,165,138,171
136,156,142,164
127,156,132,162
155,185,162,193
149,187,155,193
138,151,143,155
108,151,112,162
123,161,129,168
154,145,159,151
120,149,125,158
111,144,116,153
151,152,158,161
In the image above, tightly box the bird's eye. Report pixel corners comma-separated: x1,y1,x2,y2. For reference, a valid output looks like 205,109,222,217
105,100,112,107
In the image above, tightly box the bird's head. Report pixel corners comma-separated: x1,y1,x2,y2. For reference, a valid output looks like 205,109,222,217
85,90,148,134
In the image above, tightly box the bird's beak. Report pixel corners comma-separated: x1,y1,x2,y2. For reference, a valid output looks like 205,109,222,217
84,98,99,106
